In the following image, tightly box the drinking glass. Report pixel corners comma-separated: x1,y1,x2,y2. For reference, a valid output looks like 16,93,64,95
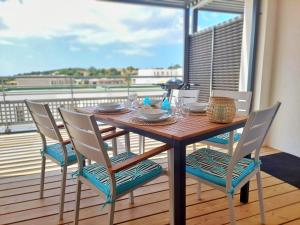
180,103,189,118
174,97,183,118
128,92,138,109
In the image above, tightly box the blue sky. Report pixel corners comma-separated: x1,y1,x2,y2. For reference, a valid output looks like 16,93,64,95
0,0,238,76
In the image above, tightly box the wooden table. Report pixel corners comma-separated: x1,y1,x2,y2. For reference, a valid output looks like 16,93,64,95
78,108,248,225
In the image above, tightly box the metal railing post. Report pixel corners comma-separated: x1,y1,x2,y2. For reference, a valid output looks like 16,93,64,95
127,74,131,96
70,76,74,107
1,78,11,133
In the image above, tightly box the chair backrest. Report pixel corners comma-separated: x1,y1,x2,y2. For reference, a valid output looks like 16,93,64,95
226,102,281,186
58,108,111,168
25,100,63,143
212,90,252,115
169,89,200,106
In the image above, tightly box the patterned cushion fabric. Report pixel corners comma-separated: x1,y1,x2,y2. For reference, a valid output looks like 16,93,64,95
186,148,256,188
44,142,110,166
206,131,241,145
77,152,163,201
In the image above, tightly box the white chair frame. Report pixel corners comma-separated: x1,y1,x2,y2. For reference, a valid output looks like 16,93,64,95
188,102,281,225
201,90,252,155
25,100,118,223
25,100,73,223
59,108,170,225
169,89,200,106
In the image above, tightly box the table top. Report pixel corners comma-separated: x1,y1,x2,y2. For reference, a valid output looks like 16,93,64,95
77,107,248,142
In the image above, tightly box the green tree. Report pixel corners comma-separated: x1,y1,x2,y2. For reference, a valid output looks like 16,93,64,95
168,64,181,69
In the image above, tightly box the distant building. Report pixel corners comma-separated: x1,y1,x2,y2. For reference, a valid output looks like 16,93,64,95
133,68,182,85
5,80,17,86
75,78,126,86
16,76,73,87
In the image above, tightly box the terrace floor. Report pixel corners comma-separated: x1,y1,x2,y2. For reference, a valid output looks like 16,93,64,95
0,132,300,225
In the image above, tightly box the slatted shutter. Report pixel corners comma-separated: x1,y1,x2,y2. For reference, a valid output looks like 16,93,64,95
188,17,243,102
212,18,243,91
188,29,213,102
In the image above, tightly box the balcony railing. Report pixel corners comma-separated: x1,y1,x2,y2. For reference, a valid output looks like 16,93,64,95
0,75,182,133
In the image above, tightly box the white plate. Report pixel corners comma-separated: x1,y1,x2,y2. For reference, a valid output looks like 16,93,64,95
185,102,208,113
135,114,171,123
95,105,125,112
98,102,122,110
138,109,167,120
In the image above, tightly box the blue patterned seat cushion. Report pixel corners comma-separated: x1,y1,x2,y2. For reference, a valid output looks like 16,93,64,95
76,152,162,201
206,131,241,145
44,142,110,166
186,148,256,188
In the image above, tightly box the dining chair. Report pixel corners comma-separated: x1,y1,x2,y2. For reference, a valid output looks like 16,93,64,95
186,102,281,225
169,89,200,105
25,100,117,223
201,90,252,155
138,89,200,154
58,108,170,225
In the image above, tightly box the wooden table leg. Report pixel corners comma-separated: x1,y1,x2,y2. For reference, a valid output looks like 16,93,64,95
240,153,251,203
168,141,186,225
240,183,250,203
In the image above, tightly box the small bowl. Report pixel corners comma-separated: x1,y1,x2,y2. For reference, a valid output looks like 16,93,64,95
151,99,161,107
98,102,122,110
138,108,167,120
186,102,208,112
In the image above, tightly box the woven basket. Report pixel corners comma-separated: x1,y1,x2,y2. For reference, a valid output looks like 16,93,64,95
207,96,236,123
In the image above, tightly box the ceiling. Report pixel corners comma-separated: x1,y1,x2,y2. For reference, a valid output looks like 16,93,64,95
98,0,244,13
190,0,244,14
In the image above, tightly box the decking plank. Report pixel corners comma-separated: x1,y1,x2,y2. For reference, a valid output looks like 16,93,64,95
0,175,286,224
0,131,297,225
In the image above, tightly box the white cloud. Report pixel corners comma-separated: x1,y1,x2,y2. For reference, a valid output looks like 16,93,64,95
0,39,14,45
116,48,153,57
0,0,183,56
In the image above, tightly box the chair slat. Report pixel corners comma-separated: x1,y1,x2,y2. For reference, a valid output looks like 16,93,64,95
170,89,200,105
244,123,267,144
213,90,251,101
239,138,261,158
25,100,62,142
59,108,111,167
72,139,104,163
232,102,281,164
36,122,59,141
59,109,93,131
26,101,48,116
212,90,252,114
252,107,279,126
65,123,100,150
31,111,53,129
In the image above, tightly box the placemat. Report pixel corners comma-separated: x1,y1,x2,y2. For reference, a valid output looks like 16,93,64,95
130,117,177,126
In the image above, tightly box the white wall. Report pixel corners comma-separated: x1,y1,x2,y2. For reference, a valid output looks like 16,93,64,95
253,0,300,156
265,0,300,157
16,77,71,87
16,77,52,86
135,68,182,85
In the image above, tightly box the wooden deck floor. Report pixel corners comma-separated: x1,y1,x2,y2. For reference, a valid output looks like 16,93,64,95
0,131,299,225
